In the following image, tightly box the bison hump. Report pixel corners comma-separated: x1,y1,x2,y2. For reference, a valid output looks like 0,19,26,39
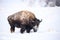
8,10,36,24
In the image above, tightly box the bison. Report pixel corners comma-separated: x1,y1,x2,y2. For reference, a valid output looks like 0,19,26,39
7,10,42,33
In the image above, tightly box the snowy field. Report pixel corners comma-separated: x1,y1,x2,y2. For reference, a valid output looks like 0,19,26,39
0,0,60,40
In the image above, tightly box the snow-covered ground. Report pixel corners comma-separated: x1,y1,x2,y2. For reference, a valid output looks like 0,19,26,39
0,0,60,40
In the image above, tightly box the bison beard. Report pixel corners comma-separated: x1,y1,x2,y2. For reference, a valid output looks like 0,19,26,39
7,10,42,33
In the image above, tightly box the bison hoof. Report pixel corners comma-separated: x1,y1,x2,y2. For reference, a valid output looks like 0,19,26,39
10,28,15,33
26,30,30,33
20,28,25,33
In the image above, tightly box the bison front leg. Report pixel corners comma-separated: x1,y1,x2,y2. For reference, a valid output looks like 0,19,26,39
26,27,32,33
20,27,25,33
26,29,30,33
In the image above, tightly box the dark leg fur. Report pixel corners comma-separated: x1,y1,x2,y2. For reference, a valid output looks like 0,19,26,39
9,22,15,33
20,25,26,33
20,28,25,33
10,26,15,33
25,26,32,33
8,18,15,33
26,29,30,33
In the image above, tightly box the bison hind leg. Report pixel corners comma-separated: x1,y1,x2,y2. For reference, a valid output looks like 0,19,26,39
10,26,15,33
10,23,15,33
7,16,15,33
8,21,15,33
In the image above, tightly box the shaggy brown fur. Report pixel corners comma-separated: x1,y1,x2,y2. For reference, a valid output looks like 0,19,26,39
7,10,42,33
8,10,35,24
